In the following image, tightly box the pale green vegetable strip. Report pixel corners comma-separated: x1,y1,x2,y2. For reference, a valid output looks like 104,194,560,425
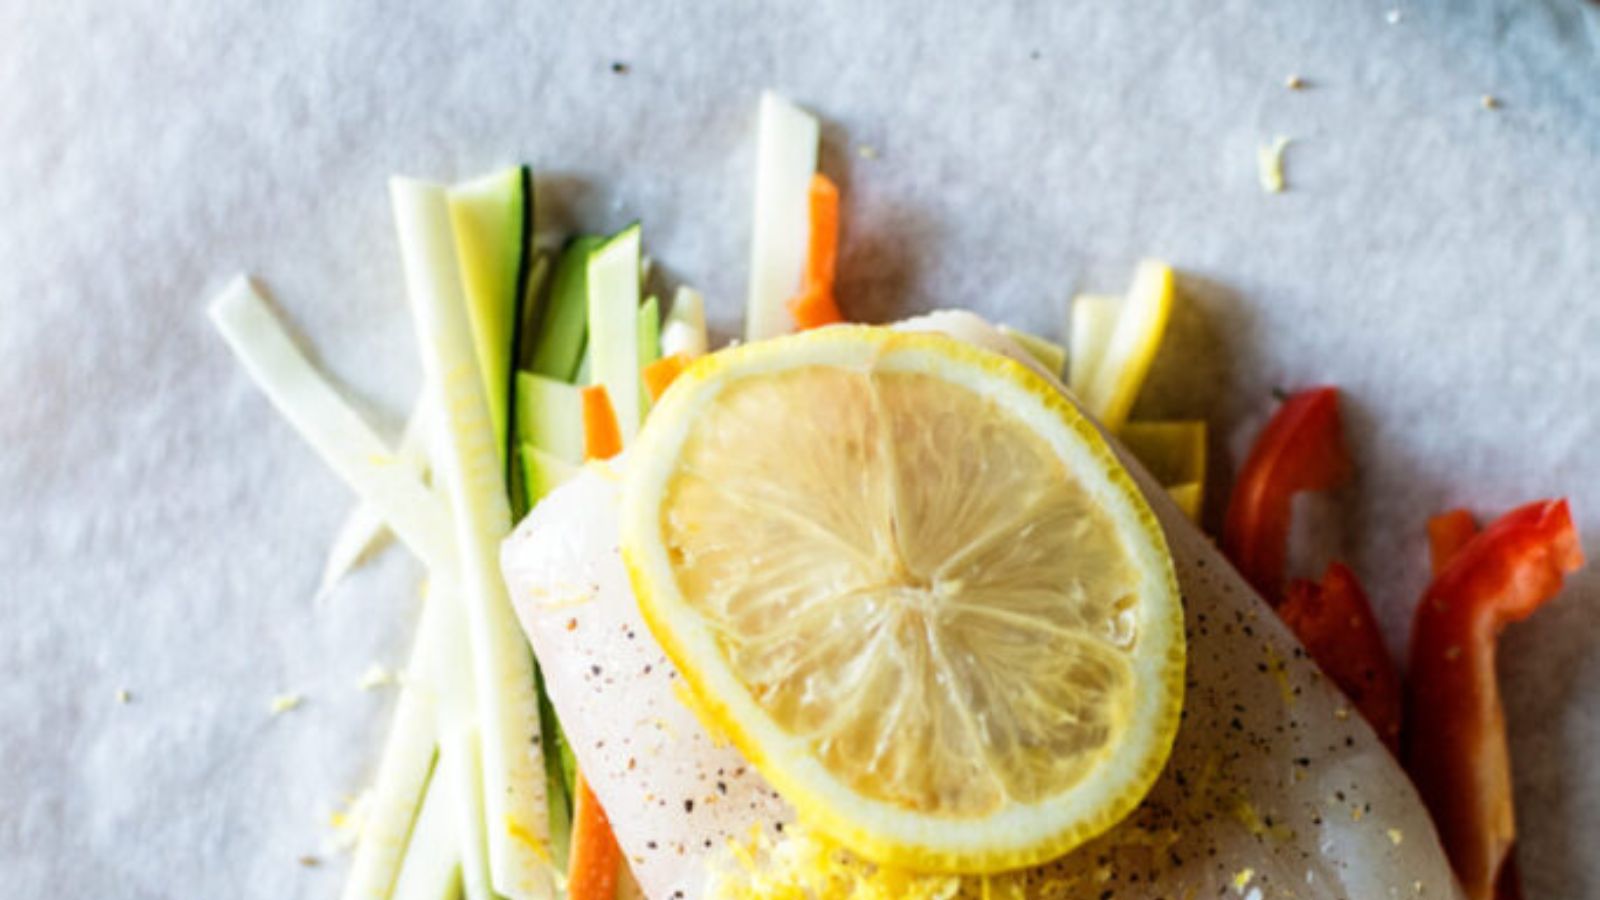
341,584,447,900
528,238,602,381
448,167,527,463
317,395,434,599
1068,293,1119,400
573,344,592,385
1081,260,1175,432
441,727,494,900
518,444,580,507
391,771,462,900
207,278,456,576
745,91,819,341
511,254,552,372
515,373,584,465
506,253,551,519
429,580,493,900
637,295,660,415
586,224,644,440
390,178,552,900
534,683,573,870
637,295,661,370
661,286,707,358
998,325,1067,378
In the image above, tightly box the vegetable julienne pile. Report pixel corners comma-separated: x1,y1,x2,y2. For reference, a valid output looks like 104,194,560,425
208,91,1579,900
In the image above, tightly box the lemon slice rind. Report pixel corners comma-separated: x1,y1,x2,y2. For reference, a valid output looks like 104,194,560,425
621,326,1184,874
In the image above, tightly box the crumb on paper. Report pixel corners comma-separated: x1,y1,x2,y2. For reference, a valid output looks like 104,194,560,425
611,61,629,75
115,688,131,704
270,693,304,715
1258,136,1292,193
1481,94,1500,110
325,791,371,853
1386,8,1402,24
1389,827,1405,845
1285,74,1305,90
298,855,320,867
359,663,395,691
857,144,880,160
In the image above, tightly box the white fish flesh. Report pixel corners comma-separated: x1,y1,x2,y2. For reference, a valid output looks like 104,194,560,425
500,313,1464,900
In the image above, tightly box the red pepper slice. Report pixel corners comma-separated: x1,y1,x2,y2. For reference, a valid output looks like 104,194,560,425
1222,387,1351,602
1279,562,1403,750
1405,500,1583,900
1429,508,1480,577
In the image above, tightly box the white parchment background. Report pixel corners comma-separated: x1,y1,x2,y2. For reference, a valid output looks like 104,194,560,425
2,1,1598,897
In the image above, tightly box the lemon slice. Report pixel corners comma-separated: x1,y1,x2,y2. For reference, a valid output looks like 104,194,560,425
620,326,1184,874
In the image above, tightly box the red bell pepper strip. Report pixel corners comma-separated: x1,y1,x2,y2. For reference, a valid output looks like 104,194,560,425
1279,562,1404,750
1222,387,1351,602
1405,499,1583,900
1429,508,1479,577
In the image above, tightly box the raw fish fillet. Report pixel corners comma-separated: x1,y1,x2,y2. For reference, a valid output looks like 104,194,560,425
501,313,1463,899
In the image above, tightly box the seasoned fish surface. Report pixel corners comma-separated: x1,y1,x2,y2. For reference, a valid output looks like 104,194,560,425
501,314,1463,900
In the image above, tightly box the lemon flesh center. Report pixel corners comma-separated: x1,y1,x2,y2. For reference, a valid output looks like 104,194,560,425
660,365,1142,819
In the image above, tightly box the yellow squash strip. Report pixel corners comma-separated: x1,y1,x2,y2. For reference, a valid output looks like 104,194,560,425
1076,261,1175,432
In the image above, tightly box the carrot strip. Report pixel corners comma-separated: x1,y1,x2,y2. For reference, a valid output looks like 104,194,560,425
567,774,623,900
787,174,844,330
1428,508,1479,577
566,405,629,900
803,174,839,292
642,352,691,402
581,385,623,461
789,288,844,331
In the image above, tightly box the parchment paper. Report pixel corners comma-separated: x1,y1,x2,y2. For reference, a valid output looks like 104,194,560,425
2,1,1597,897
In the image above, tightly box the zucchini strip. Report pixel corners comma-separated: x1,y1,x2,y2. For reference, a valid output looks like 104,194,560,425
207,278,455,575
390,178,553,900
585,225,644,441
1068,293,1119,401
340,585,447,900
515,374,584,466
317,395,434,599
391,769,462,900
1078,260,1175,432
448,167,530,467
745,91,820,341
661,286,707,358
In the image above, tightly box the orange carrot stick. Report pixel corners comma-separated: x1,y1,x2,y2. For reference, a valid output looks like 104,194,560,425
803,173,839,293
581,385,623,461
642,352,691,402
568,395,628,900
1429,508,1479,577
787,174,844,330
567,774,623,900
